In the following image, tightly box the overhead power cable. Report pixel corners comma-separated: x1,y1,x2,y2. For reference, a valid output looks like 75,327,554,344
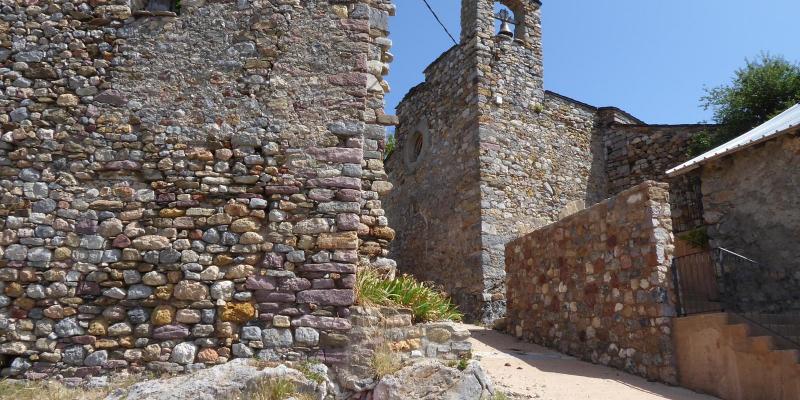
421,0,458,45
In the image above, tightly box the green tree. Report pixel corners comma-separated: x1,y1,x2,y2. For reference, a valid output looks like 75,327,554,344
689,54,800,156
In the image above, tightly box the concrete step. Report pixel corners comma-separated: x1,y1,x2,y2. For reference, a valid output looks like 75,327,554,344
774,349,800,365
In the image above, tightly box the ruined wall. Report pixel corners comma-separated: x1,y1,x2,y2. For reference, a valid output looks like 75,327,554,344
0,0,395,377
505,182,678,383
384,44,485,321
336,306,472,392
701,133,800,311
604,124,713,233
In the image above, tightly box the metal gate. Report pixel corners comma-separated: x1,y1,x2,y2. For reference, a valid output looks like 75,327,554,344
671,251,721,316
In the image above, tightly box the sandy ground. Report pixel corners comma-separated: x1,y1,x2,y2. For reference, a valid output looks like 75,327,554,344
464,324,719,400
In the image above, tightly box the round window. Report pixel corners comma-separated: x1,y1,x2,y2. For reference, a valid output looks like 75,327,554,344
405,130,425,167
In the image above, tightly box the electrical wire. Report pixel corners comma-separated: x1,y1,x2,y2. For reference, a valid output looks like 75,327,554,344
421,0,458,45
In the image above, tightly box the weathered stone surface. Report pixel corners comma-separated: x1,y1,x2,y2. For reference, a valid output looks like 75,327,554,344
132,236,170,251
505,182,677,383
294,327,320,346
84,350,108,367
174,281,209,301
317,232,359,250
297,290,354,306
152,305,176,326
262,328,293,348
170,342,198,365
153,325,190,341
0,0,394,378
220,302,256,324
105,360,327,400
373,359,494,400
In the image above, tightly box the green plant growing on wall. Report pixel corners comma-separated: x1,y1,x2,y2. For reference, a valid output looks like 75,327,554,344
356,269,463,323
689,53,800,156
678,227,710,248
384,133,396,160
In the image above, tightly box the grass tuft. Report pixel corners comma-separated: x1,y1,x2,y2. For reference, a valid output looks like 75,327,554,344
371,345,402,379
492,392,511,400
244,377,315,400
0,374,145,400
296,362,326,384
356,269,463,323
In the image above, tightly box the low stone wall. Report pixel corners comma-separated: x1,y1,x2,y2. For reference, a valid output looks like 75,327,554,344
334,306,472,392
505,181,678,383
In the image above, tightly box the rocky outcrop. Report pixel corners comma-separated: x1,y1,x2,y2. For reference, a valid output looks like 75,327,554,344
373,359,494,400
104,359,329,400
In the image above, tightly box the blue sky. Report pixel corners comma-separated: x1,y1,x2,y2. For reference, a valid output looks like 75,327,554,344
385,0,800,124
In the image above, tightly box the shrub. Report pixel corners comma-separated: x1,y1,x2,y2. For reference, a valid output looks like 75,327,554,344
356,269,463,323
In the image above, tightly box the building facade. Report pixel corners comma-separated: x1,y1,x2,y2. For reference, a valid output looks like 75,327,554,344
386,0,710,322
0,0,396,377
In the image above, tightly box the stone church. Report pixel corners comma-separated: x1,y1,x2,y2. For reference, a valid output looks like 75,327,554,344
386,0,712,323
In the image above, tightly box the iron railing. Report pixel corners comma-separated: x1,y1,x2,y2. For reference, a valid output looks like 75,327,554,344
672,248,800,349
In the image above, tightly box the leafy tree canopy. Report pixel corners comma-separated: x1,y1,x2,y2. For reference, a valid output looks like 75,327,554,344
689,54,800,156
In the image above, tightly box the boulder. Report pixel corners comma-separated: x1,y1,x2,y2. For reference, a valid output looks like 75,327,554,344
372,359,494,400
104,359,327,400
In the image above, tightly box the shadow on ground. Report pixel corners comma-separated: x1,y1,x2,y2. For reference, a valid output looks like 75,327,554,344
465,325,719,400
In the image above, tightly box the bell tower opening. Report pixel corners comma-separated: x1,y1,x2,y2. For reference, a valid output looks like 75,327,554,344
461,0,540,45
494,4,516,39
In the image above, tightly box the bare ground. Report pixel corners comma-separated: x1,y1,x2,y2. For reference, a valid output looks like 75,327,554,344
464,324,719,400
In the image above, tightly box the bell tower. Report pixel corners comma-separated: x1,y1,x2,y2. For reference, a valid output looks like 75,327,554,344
460,0,544,100
460,0,542,46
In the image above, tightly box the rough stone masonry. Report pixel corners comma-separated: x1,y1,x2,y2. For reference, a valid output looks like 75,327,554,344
505,182,678,384
0,0,397,377
386,0,713,323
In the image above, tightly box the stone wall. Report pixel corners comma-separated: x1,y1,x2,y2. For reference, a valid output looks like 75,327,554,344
334,306,472,392
505,181,678,383
701,133,800,311
384,43,485,320
387,0,610,323
604,123,713,233
0,0,396,377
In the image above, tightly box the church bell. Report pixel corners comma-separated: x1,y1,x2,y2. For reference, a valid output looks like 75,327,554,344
498,20,514,38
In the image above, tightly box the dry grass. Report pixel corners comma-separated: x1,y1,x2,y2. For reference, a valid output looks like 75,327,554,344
492,392,511,400
243,376,315,400
371,345,402,379
0,373,143,400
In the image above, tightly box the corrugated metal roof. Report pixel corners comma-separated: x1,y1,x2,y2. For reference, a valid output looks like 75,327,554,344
667,103,800,176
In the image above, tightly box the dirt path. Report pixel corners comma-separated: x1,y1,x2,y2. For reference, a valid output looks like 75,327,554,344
464,324,718,400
